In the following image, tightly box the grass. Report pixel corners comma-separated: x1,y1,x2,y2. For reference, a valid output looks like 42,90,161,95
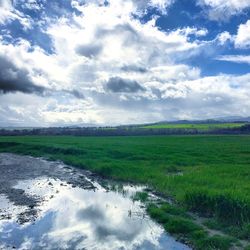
147,203,236,249
141,123,246,130
131,191,149,202
0,135,250,248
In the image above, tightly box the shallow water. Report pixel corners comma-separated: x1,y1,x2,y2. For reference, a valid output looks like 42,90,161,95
0,154,191,250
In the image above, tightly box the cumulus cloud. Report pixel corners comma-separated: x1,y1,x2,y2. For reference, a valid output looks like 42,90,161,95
217,31,234,45
89,72,250,124
197,0,250,21
0,0,32,28
0,1,12,24
44,1,206,93
235,20,250,49
215,20,250,49
0,37,86,99
0,0,250,126
74,0,175,15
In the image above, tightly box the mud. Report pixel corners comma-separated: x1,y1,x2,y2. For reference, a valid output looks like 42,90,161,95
0,153,95,223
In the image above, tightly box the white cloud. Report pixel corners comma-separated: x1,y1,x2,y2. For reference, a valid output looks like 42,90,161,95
217,31,234,45
1,0,250,126
18,0,45,11
197,0,250,20
0,0,32,28
73,0,175,15
235,20,250,48
45,1,206,90
215,20,250,49
147,0,174,14
2,71,250,126
216,55,250,64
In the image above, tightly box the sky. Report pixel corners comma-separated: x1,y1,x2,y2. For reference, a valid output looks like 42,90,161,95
0,0,250,127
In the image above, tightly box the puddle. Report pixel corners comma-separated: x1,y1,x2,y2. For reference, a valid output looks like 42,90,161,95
0,153,191,250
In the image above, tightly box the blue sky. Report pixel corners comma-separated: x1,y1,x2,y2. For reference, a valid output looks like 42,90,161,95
0,0,250,126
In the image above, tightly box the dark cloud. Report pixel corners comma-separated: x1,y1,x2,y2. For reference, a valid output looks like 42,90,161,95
0,55,86,99
121,64,147,73
106,77,145,93
0,55,46,95
67,89,85,99
75,43,103,58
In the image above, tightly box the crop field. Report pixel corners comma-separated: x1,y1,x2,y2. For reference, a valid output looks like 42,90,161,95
141,123,247,130
0,135,250,249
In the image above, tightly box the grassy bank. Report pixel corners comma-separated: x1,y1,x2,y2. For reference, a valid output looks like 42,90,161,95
0,135,250,249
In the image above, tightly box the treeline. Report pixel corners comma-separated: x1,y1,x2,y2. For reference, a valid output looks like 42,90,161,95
0,124,250,136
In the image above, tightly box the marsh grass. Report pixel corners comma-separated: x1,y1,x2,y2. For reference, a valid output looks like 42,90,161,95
147,203,236,250
132,191,148,202
0,135,250,247
204,219,250,241
184,190,250,225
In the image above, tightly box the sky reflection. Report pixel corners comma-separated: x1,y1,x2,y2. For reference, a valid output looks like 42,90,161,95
0,177,190,250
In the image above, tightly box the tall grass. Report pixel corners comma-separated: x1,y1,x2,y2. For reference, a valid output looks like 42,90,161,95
184,191,250,225
147,203,235,250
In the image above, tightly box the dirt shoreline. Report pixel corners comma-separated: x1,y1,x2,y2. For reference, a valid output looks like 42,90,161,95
0,153,96,223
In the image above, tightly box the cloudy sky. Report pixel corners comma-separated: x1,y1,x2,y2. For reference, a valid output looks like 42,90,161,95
0,0,250,126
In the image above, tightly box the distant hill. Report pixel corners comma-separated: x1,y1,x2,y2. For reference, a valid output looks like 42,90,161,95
213,116,250,123
151,117,250,125
0,116,250,136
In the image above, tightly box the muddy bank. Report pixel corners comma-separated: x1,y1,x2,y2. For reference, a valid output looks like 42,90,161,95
0,153,95,223
0,153,190,250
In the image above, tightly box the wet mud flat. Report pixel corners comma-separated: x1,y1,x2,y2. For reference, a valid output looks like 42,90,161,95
0,153,190,250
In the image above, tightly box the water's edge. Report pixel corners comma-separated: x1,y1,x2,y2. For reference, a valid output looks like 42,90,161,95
0,153,190,250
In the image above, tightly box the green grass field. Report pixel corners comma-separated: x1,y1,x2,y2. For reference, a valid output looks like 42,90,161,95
141,122,246,130
0,135,250,249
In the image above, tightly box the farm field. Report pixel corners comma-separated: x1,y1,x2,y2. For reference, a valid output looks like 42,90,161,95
0,135,250,249
140,123,247,130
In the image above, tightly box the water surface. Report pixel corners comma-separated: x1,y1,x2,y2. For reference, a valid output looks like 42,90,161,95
0,153,191,250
